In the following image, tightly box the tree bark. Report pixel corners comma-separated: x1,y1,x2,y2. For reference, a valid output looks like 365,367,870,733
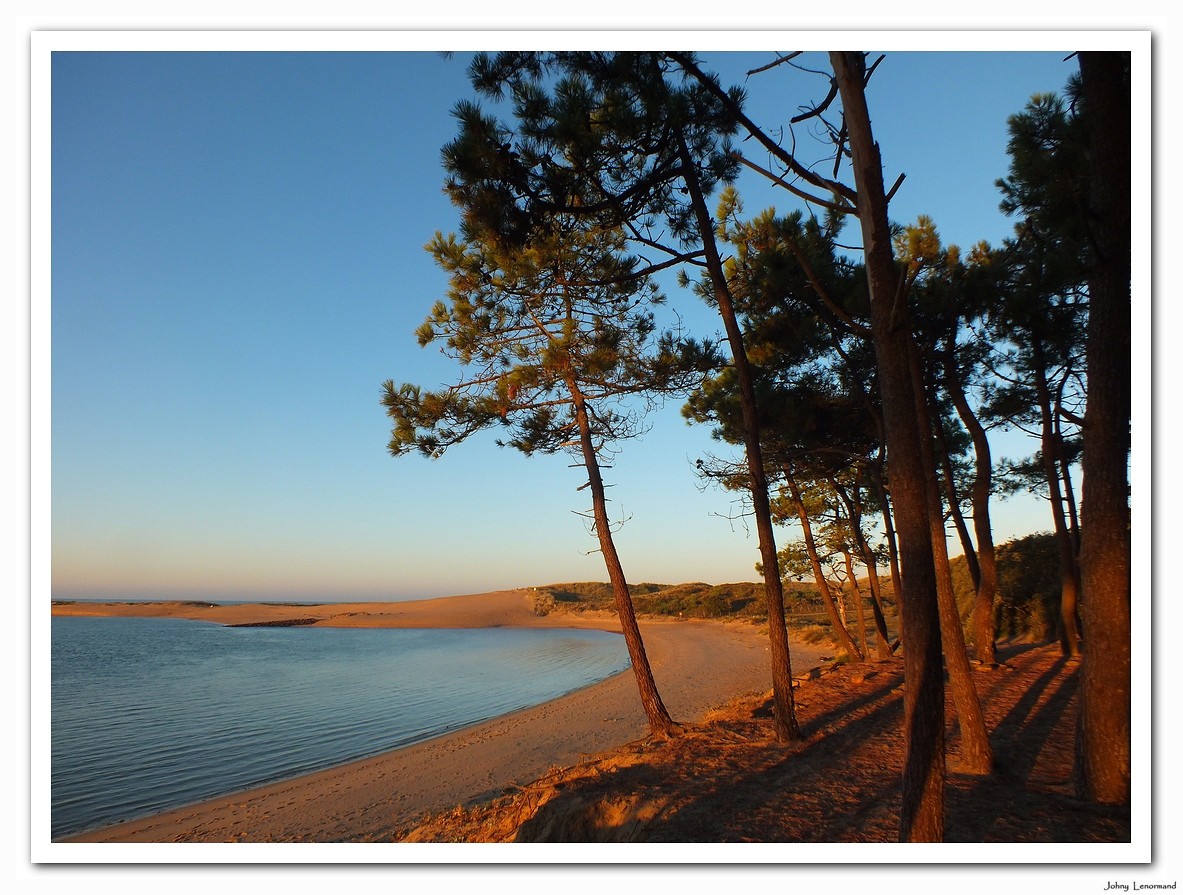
1075,50,1132,805
832,51,945,841
680,142,800,742
842,547,871,660
863,553,894,658
908,338,994,776
568,375,678,738
944,342,999,665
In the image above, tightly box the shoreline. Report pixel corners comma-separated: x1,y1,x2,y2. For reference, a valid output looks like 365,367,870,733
53,590,835,843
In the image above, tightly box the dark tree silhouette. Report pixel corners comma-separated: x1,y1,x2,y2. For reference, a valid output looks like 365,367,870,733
992,88,1091,659
1074,50,1131,805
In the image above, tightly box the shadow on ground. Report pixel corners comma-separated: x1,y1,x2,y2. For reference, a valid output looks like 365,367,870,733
401,642,1131,844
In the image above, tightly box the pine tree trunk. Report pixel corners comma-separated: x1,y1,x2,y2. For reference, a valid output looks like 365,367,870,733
835,578,850,630
1063,458,1082,555
786,475,864,663
831,475,893,658
908,338,994,776
680,142,800,742
1075,50,1132,805
843,548,870,660
842,374,900,652
864,557,895,658
1056,405,1083,555
936,437,981,590
944,345,999,666
832,51,945,841
875,473,904,620
568,378,677,738
927,403,978,583
1032,340,1082,658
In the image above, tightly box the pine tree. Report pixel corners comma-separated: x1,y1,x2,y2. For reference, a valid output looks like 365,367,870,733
830,50,946,842
438,51,805,742
383,218,710,738
992,87,1092,659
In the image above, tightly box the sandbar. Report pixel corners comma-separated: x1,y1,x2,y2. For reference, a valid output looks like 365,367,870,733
53,589,834,842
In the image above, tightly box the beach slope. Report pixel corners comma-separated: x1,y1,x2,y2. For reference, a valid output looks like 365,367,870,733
56,590,832,842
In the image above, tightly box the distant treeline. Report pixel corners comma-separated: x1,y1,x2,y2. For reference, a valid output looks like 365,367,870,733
951,532,1062,644
533,579,890,628
538,531,1059,644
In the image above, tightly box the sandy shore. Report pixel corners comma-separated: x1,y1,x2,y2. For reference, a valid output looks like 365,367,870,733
54,590,834,843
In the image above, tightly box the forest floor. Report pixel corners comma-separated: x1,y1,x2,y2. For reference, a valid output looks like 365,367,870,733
397,641,1130,843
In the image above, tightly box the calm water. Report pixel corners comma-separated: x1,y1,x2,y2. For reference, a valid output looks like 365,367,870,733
51,615,630,839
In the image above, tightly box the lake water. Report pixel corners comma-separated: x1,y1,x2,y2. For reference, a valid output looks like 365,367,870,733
50,615,630,840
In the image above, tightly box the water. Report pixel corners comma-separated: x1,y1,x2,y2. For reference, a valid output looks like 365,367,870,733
50,615,630,839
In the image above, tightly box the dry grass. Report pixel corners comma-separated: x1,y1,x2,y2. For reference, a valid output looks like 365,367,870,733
395,642,1129,843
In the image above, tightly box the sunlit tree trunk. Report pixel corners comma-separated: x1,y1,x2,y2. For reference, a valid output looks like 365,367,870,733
842,546,870,660
830,474,893,658
832,51,945,841
680,140,800,742
943,343,999,665
937,449,980,586
785,473,864,663
568,373,678,738
908,339,994,776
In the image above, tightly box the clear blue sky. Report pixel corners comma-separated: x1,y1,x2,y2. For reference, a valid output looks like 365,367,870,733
48,41,1085,602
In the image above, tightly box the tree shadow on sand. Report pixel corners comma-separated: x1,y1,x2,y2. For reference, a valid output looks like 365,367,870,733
513,663,912,842
505,644,1129,843
942,647,1128,843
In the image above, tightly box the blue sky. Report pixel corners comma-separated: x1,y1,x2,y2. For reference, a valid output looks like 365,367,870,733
46,40,1104,602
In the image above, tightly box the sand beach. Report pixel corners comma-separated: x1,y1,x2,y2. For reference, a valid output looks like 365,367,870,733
53,589,833,842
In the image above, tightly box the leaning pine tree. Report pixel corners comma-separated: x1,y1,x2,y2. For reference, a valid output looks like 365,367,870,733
382,218,712,739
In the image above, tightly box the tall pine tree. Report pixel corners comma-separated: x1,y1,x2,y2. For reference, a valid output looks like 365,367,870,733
383,218,710,737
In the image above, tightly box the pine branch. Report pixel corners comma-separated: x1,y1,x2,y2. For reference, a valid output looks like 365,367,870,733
666,51,858,206
731,152,855,215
